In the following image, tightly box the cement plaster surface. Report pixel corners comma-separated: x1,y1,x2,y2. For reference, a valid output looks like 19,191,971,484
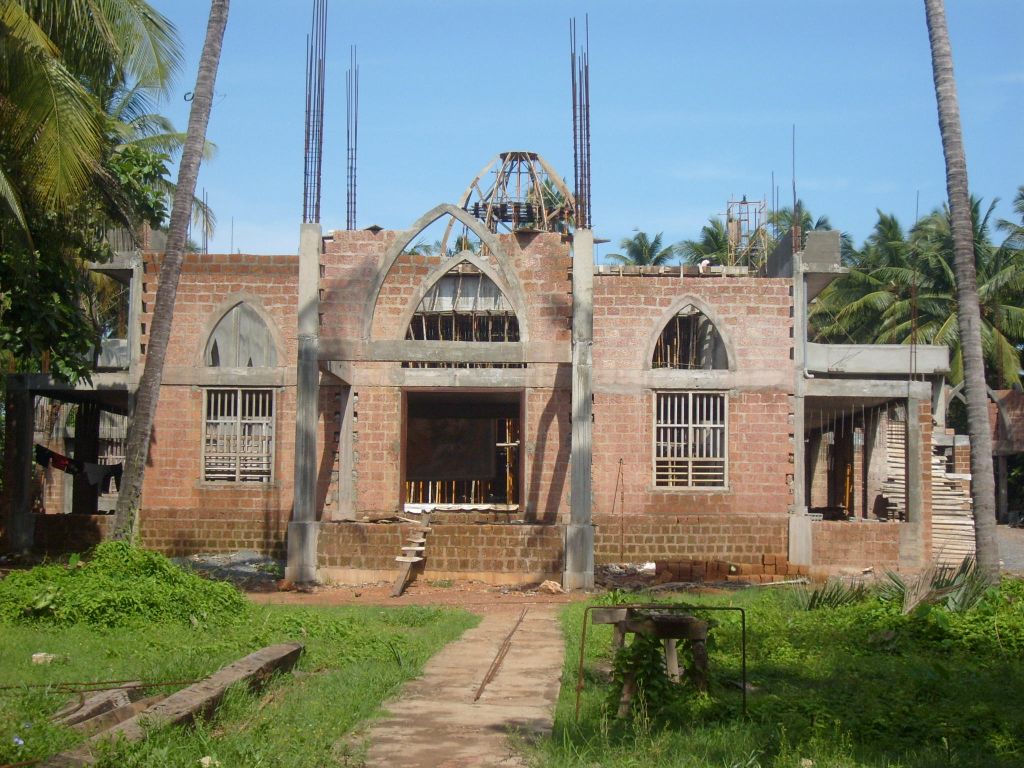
360,605,564,768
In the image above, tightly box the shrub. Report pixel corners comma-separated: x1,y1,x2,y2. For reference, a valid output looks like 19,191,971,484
0,542,250,628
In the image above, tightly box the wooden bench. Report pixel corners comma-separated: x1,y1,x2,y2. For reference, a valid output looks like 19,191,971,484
591,607,709,716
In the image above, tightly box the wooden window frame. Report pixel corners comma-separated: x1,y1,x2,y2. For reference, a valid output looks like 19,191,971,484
653,390,728,489
202,388,275,483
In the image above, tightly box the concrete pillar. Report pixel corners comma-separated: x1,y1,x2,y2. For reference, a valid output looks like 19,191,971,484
899,396,926,569
865,408,887,519
931,379,946,432
4,384,35,552
564,229,594,591
789,256,811,567
287,222,322,583
72,401,100,515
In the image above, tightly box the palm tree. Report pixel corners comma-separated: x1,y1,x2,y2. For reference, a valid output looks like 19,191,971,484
810,202,1024,388
769,200,833,237
678,218,730,266
0,0,180,232
106,84,218,237
923,0,998,578
608,230,676,266
113,0,230,541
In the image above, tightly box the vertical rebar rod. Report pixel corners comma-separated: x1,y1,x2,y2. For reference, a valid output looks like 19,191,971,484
346,45,359,230
302,0,328,224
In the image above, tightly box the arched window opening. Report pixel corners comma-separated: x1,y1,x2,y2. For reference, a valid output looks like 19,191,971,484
205,303,277,368
652,305,727,370
405,263,523,369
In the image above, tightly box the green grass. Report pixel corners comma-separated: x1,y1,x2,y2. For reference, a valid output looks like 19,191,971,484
537,580,1024,768
0,604,477,766
0,545,478,767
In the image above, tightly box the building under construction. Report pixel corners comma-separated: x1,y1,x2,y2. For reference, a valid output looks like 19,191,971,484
5,146,1000,586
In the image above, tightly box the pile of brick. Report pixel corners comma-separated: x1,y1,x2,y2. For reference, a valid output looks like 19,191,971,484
655,554,809,584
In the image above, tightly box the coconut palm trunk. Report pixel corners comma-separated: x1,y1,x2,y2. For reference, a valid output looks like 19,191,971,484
113,0,230,541
923,0,999,578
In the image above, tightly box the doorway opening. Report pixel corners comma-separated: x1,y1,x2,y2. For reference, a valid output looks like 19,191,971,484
403,390,521,509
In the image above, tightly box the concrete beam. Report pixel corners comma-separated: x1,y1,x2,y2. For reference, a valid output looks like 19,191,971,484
806,342,949,376
804,378,933,400
595,368,791,395
319,339,570,365
159,367,296,387
328,362,572,390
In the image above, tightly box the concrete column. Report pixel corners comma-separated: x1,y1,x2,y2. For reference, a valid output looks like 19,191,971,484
564,229,594,591
899,396,926,569
931,379,946,432
865,408,887,518
72,401,100,515
4,384,35,552
287,222,322,583
789,256,811,567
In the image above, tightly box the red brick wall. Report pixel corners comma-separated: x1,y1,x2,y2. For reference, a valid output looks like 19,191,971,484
131,252,300,556
593,512,788,565
140,253,298,367
525,387,571,523
350,385,402,516
593,276,793,373
591,391,793,518
317,521,563,579
33,513,114,554
585,275,794,566
320,230,572,346
811,520,900,575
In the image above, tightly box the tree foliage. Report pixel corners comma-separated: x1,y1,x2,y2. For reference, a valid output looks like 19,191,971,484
608,230,676,266
810,195,1024,388
0,0,183,381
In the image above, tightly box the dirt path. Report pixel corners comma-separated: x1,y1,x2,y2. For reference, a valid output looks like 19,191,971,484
356,603,564,768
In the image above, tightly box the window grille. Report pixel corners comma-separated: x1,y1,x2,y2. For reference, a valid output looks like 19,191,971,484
654,391,727,488
203,389,274,482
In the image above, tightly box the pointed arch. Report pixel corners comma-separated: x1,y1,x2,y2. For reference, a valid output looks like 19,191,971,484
200,297,283,368
645,295,735,371
362,203,519,340
396,251,529,343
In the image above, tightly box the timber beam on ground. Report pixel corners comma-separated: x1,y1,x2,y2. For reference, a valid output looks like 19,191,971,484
42,644,303,766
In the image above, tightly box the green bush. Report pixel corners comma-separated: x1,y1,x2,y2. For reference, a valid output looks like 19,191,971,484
0,542,250,628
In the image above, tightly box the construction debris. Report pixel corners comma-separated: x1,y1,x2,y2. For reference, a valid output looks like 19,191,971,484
537,580,565,595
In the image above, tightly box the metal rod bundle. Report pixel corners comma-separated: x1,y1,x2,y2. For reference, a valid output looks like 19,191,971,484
570,16,592,229
346,45,359,230
302,0,328,224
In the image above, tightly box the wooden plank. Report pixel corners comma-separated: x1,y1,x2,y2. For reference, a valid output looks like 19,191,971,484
395,556,424,563
44,644,303,766
391,560,415,597
71,694,166,736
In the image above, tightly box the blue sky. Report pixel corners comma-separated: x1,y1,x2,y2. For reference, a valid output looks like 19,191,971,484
156,1,1023,260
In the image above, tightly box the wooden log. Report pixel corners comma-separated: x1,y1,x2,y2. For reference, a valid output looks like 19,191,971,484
43,644,303,766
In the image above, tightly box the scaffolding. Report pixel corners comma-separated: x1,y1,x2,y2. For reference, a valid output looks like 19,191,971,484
725,197,769,269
